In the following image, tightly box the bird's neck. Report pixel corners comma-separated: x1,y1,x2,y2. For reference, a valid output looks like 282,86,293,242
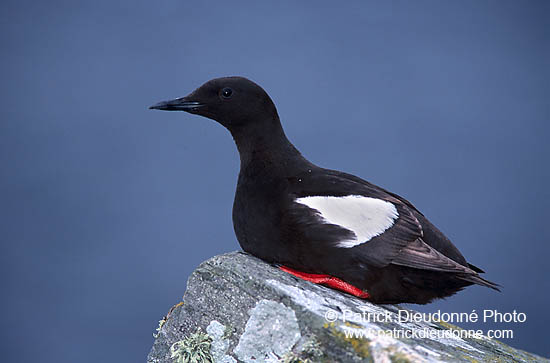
229,118,310,173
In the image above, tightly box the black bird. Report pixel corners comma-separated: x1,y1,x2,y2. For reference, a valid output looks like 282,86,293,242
150,76,499,304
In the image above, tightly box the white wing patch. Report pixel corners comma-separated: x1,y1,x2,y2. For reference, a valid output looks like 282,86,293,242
295,195,399,248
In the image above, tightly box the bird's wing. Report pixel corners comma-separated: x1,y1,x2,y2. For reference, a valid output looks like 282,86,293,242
286,169,475,273
391,238,475,273
324,169,425,216
393,238,500,290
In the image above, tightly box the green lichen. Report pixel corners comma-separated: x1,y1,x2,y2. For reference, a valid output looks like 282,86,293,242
342,321,363,329
279,352,308,363
170,328,213,363
278,338,324,363
153,317,167,338
457,353,480,363
301,338,323,360
222,324,233,340
388,350,412,363
154,302,185,338
323,322,372,359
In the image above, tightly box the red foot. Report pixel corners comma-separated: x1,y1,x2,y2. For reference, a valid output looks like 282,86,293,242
279,265,370,299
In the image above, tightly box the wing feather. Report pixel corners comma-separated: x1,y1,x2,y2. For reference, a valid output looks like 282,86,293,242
286,169,483,274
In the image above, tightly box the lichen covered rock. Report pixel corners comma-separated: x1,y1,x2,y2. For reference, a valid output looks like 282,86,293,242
147,252,546,363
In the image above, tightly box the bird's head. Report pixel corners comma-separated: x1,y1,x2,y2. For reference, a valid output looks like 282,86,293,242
149,76,279,132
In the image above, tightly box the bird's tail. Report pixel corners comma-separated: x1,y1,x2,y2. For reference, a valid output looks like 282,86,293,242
458,273,501,291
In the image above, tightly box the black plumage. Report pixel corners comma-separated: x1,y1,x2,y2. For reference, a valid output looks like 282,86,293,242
150,76,499,304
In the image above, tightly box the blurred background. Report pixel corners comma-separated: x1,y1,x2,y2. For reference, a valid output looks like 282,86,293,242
1,1,548,361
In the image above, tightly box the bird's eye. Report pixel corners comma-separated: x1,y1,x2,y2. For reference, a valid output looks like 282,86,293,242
221,87,233,99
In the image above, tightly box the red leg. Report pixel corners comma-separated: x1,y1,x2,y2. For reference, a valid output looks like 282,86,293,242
279,265,370,299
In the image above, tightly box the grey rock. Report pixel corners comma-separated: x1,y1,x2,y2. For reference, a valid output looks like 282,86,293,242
206,320,234,363
234,300,301,362
147,252,547,363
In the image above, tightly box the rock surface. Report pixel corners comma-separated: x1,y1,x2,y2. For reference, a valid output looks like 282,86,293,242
148,252,546,363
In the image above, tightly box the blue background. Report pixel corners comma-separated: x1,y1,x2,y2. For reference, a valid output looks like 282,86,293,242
1,1,548,361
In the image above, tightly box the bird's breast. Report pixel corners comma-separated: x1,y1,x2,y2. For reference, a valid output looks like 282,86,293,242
232,173,290,261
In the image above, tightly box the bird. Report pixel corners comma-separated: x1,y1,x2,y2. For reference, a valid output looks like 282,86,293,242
150,76,500,304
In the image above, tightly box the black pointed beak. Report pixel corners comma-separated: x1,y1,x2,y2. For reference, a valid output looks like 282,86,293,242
149,97,204,111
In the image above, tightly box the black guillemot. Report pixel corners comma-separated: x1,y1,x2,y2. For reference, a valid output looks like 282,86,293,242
150,76,500,304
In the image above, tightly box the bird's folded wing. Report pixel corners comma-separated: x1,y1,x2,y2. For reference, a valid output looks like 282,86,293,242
393,239,501,290
287,169,487,276
391,238,476,274
288,172,424,268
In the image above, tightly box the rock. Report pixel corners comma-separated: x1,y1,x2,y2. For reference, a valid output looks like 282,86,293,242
148,252,546,363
